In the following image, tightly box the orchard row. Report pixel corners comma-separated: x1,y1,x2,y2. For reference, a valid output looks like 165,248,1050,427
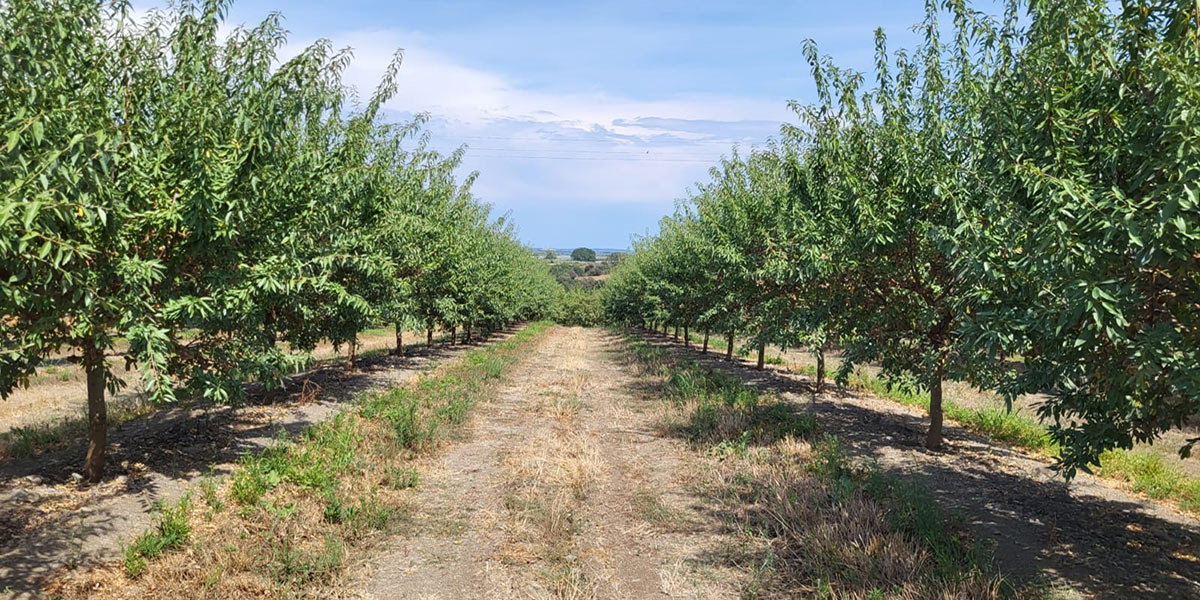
0,0,560,480
604,0,1200,475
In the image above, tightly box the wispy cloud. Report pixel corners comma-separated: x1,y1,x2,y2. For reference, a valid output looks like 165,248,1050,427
296,28,787,222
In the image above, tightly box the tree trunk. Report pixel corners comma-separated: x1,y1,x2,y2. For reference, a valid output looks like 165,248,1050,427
464,323,471,343
702,330,709,353
394,323,403,356
662,322,668,335
683,325,690,348
427,327,433,347
348,334,357,370
673,325,679,341
756,341,765,370
816,347,825,395
449,327,456,345
926,374,944,450
83,342,107,483
726,331,735,361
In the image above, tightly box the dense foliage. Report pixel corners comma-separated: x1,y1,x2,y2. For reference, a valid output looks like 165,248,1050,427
555,288,604,327
0,0,557,481
605,0,1200,475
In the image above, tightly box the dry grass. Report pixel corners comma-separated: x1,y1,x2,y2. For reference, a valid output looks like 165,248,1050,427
43,323,550,599
0,393,151,461
495,372,602,598
621,332,1031,600
631,487,678,527
49,417,407,598
700,438,1010,599
485,331,637,599
0,328,430,459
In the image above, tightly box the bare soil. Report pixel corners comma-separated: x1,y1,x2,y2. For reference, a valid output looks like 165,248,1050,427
777,345,1200,478
648,331,1200,600
0,328,428,438
0,331,500,599
10,326,1197,599
359,326,743,599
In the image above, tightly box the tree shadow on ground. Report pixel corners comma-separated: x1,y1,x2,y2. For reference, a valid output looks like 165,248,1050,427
0,326,520,596
620,328,1200,600
0,484,128,597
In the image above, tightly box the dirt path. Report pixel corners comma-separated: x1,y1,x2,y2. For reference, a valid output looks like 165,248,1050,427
642,331,1200,600
0,331,511,599
361,326,743,599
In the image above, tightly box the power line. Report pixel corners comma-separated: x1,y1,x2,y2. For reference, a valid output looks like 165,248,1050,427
464,153,715,163
464,146,722,157
451,134,753,145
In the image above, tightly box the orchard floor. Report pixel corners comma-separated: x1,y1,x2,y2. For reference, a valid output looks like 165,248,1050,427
358,326,743,599
5,326,1199,598
359,326,1198,599
0,328,433,440
0,330,507,599
774,345,1200,479
643,330,1200,599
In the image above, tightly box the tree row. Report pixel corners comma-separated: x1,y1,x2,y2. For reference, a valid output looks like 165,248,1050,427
0,0,559,480
604,0,1200,475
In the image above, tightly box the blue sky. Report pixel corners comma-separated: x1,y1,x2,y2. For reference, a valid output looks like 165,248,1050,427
203,1,949,248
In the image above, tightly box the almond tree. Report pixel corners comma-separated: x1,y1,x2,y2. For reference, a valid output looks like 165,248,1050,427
0,0,557,481
797,10,992,449
1,1,116,480
960,0,1200,474
689,150,793,367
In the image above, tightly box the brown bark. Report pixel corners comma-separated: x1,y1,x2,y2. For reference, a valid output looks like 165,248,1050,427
394,323,404,356
816,348,825,395
449,327,456,345
427,327,433,347
926,374,944,450
348,334,357,370
726,331,735,361
673,325,679,341
83,342,107,483
683,325,690,347
702,330,709,353
756,342,765,370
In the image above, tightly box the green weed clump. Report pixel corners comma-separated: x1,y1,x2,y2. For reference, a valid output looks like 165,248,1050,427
103,322,551,596
636,339,816,447
622,331,1008,598
123,495,193,577
1097,450,1200,513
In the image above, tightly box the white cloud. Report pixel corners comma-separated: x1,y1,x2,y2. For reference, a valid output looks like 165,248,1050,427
316,29,790,131
275,27,789,232
122,3,807,245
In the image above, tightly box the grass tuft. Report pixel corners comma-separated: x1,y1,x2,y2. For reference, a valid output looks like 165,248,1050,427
62,322,553,599
622,331,1014,599
122,495,193,577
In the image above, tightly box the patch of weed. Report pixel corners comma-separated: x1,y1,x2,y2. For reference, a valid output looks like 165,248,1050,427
384,465,419,489
108,322,552,593
123,495,193,577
